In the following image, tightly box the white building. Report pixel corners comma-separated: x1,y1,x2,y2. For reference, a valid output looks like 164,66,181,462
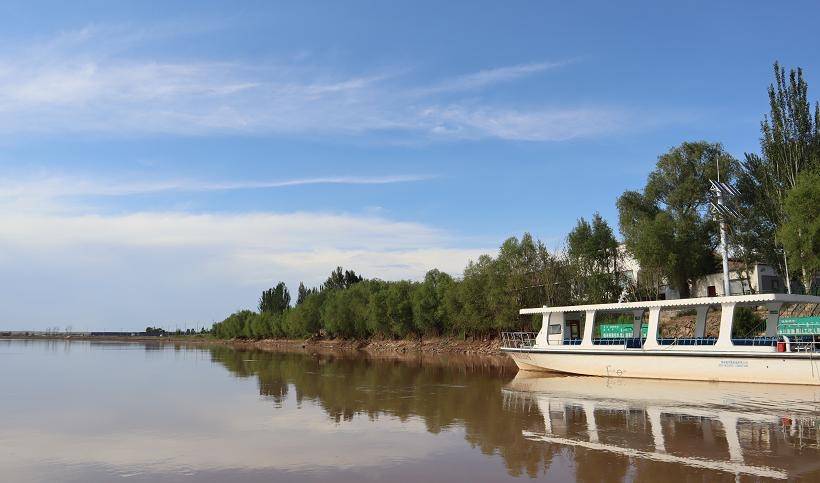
618,247,679,300
618,246,786,300
691,261,784,298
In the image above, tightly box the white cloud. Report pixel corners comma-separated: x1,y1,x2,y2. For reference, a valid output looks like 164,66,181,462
0,174,489,329
0,27,630,141
421,61,569,95
0,173,434,213
424,105,625,141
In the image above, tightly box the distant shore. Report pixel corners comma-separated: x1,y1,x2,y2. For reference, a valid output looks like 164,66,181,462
0,334,509,358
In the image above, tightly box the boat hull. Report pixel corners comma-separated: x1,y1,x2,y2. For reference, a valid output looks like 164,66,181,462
505,349,820,385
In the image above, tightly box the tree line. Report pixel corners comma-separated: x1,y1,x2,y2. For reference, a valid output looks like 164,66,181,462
211,61,819,341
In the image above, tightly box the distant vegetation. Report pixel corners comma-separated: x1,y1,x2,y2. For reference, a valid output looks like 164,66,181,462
211,61,820,341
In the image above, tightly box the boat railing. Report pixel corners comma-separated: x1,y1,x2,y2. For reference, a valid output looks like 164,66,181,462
784,335,819,352
591,337,646,349
500,331,536,349
657,337,718,346
730,337,778,347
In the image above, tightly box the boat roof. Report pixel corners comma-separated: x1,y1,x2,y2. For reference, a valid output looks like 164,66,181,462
519,293,820,315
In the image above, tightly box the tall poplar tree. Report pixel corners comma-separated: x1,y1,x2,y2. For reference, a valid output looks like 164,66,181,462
566,213,621,303
737,62,820,290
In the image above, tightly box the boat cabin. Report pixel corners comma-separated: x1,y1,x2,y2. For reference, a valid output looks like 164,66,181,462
511,294,820,352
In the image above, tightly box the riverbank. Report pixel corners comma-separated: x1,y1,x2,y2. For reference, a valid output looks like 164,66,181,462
226,336,503,355
0,334,508,356
1,334,515,370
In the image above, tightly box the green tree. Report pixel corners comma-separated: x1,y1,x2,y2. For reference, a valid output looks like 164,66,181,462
284,290,326,337
411,269,454,335
386,281,415,338
618,141,735,298
321,267,364,291
780,171,820,292
456,255,497,336
296,282,312,305
249,312,281,339
737,62,820,287
259,282,291,314
212,310,256,339
321,281,371,338
366,283,391,337
566,213,621,303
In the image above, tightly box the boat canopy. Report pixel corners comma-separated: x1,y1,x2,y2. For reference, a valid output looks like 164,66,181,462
519,293,820,315
511,293,820,351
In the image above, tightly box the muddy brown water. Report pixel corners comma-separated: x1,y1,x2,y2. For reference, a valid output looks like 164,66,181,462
2,339,819,482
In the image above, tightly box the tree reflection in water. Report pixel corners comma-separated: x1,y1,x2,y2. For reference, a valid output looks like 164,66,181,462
209,347,820,481
208,347,558,478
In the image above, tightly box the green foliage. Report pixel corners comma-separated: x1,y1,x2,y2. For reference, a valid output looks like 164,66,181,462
386,281,414,337
211,310,256,339
737,61,820,285
296,282,316,305
284,290,325,337
321,281,372,338
322,267,363,291
210,233,572,340
780,170,820,292
618,141,733,297
732,307,765,338
567,213,621,303
411,269,453,335
259,282,290,314
366,283,391,337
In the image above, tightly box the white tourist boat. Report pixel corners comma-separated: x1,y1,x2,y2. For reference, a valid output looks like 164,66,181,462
501,293,820,385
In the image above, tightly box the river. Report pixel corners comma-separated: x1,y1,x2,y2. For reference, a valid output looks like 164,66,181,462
1,339,819,482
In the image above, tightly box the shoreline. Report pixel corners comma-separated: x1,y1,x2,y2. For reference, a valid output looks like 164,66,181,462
229,336,504,355
2,335,515,371
0,334,511,359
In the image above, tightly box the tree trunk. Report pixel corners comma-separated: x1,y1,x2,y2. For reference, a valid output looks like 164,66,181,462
676,275,691,299
798,228,811,293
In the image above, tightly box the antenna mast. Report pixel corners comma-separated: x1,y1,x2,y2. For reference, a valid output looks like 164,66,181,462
710,162,740,297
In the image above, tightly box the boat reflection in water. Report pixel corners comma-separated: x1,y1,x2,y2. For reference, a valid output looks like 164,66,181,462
504,372,820,480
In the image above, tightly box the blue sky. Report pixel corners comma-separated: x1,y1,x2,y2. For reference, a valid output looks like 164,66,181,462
1,1,818,330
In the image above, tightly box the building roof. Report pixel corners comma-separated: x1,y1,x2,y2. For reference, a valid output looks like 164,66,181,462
519,293,820,315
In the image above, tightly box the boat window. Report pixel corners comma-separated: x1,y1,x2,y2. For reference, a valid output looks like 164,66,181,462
703,306,721,338
592,310,648,345
731,305,766,338
657,306,720,345
730,304,782,346
562,312,586,342
658,308,696,338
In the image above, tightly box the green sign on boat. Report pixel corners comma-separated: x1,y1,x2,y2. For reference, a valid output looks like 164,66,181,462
778,316,820,335
598,323,648,338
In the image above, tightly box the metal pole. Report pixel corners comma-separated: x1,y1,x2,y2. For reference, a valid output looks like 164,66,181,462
717,190,731,296
783,248,792,294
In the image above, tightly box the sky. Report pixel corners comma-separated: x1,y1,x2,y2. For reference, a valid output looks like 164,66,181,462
1,0,818,331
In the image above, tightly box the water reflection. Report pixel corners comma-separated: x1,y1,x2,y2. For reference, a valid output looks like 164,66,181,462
2,340,820,481
504,373,820,481
208,346,551,476
210,346,820,481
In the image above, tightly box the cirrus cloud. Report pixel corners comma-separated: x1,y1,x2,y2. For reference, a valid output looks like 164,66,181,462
0,26,634,142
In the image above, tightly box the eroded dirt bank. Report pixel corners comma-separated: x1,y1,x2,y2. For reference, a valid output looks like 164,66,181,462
2,334,514,368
